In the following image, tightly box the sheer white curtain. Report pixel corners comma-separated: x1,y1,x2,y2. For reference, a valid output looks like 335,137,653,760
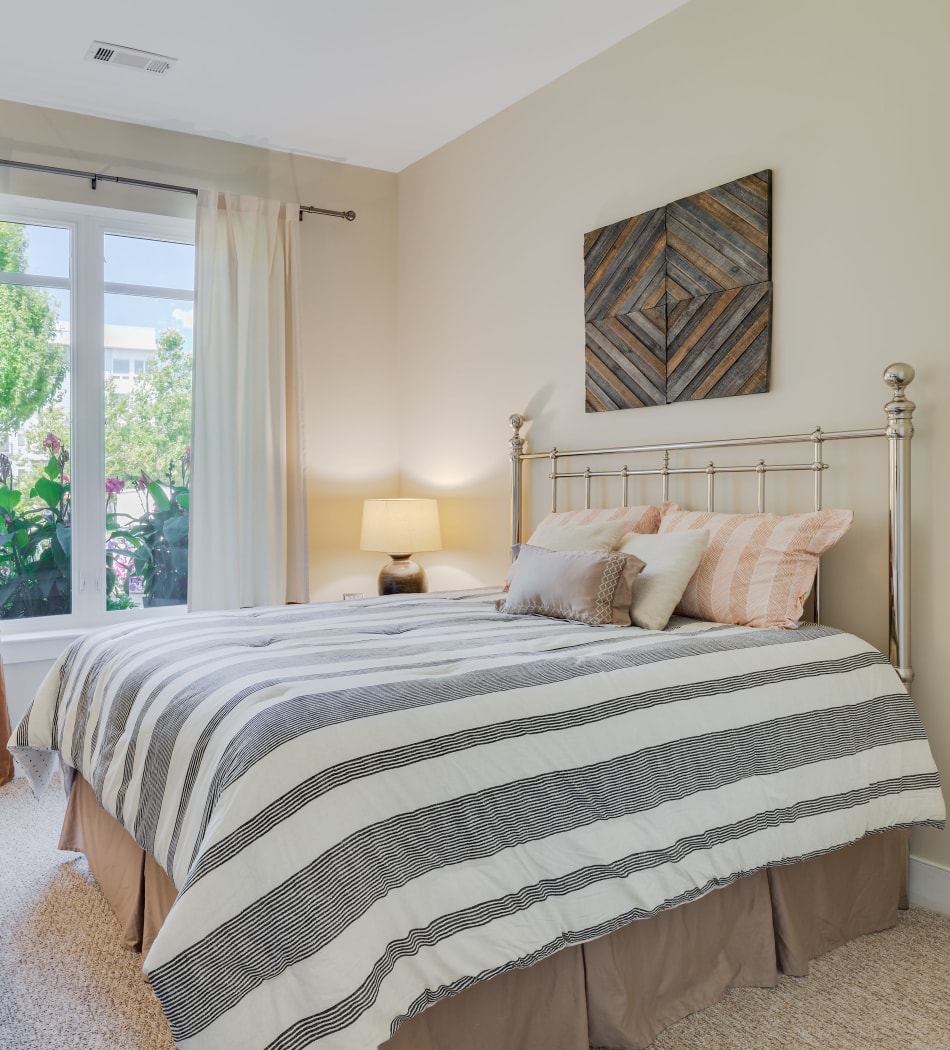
189,191,309,611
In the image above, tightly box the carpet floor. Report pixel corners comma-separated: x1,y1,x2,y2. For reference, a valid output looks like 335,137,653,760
1,771,949,1050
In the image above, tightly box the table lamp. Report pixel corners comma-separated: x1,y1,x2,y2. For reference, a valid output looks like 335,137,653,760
360,498,442,595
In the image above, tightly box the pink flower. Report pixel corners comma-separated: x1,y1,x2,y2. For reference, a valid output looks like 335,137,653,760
105,476,125,498
43,432,62,455
134,473,151,491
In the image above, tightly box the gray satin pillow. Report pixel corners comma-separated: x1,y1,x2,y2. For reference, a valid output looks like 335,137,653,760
499,544,646,626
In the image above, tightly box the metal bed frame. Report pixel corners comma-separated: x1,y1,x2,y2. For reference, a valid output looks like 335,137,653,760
509,363,916,685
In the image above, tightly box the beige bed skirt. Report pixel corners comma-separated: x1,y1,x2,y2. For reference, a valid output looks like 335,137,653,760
61,774,910,1050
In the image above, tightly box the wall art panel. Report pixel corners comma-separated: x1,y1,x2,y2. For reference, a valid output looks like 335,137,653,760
584,170,771,412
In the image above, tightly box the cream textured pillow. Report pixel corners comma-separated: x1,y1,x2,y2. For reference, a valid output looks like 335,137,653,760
658,502,854,629
528,519,630,552
500,545,646,626
617,529,710,631
532,505,661,536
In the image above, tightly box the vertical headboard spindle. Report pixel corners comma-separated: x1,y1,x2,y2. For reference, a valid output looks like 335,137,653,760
508,413,525,560
884,363,916,686
811,428,825,512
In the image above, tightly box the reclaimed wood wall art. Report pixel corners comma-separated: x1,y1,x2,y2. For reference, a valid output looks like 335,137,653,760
584,170,772,412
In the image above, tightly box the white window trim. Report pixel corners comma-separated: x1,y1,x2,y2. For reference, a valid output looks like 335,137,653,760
0,193,194,649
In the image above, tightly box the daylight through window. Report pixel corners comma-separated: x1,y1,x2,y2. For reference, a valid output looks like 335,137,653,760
0,195,194,626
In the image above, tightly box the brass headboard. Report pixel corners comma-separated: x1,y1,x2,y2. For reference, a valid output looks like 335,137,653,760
509,363,916,685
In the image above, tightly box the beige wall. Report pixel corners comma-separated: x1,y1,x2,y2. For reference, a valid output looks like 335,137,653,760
0,98,401,610
395,0,950,867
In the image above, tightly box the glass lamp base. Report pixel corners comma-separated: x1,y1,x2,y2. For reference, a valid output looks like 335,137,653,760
378,555,427,595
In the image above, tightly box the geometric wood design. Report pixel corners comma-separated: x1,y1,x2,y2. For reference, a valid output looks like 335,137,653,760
666,282,771,402
666,173,771,296
584,170,771,411
584,207,667,410
586,313,666,411
584,208,666,317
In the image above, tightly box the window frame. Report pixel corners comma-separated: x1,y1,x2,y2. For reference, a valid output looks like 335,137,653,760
0,192,195,646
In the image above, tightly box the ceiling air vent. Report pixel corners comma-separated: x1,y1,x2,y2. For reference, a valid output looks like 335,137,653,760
85,41,177,76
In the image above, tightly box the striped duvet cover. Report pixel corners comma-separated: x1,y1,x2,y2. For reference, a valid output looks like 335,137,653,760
12,590,945,1050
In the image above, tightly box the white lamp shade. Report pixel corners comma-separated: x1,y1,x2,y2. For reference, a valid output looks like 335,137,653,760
360,498,442,554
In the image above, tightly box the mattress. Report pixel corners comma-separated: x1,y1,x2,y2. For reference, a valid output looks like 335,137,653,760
11,590,945,1050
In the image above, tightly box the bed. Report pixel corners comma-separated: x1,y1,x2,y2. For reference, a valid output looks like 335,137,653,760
9,363,945,1050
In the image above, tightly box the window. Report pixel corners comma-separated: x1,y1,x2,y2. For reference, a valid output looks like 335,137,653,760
0,194,194,630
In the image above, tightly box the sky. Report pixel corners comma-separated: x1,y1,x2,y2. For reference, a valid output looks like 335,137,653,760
15,221,194,352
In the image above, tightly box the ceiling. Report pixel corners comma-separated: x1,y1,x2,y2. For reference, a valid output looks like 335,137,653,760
1,1,686,173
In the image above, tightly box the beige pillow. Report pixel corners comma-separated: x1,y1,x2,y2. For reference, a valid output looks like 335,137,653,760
658,502,854,629
617,529,710,631
531,505,661,536
500,545,646,626
528,519,630,552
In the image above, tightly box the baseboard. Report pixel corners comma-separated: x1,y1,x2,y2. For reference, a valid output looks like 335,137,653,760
908,855,950,916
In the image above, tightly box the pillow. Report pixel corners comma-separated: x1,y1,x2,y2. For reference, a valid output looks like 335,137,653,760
617,529,710,631
528,519,630,552
504,514,649,591
499,544,646,626
531,505,661,536
658,502,854,629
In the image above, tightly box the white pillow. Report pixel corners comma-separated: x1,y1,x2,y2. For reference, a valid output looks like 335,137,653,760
527,519,629,552
617,529,710,631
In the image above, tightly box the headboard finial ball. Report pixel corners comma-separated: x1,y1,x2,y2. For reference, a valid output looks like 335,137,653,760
509,413,525,431
884,362,915,392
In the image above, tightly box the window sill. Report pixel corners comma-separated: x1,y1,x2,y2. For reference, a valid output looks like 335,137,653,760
1,629,84,665
0,605,188,665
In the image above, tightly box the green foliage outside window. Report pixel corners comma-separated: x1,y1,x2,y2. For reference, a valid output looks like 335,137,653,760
105,328,192,482
0,222,66,435
0,441,71,618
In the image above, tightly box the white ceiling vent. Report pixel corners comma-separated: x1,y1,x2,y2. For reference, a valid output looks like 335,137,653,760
85,41,176,76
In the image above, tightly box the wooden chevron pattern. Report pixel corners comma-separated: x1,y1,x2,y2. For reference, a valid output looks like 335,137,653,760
585,312,666,411
667,282,771,402
584,208,666,318
666,171,770,299
584,171,771,412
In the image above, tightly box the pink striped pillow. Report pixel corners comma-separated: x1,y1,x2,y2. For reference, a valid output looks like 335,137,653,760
532,505,661,535
658,502,853,628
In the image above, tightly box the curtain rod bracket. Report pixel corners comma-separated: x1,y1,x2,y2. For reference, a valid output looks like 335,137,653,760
299,204,357,222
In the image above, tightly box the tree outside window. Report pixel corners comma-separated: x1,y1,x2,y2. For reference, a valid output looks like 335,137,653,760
0,223,66,437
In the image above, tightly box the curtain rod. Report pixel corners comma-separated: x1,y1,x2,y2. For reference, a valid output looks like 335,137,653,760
0,157,356,221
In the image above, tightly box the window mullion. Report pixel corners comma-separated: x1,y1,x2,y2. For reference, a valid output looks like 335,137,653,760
70,217,106,620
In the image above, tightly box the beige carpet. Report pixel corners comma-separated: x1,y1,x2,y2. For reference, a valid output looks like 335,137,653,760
1,771,949,1050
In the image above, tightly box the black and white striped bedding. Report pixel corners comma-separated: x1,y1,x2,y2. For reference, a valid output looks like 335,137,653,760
12,590,945,1050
